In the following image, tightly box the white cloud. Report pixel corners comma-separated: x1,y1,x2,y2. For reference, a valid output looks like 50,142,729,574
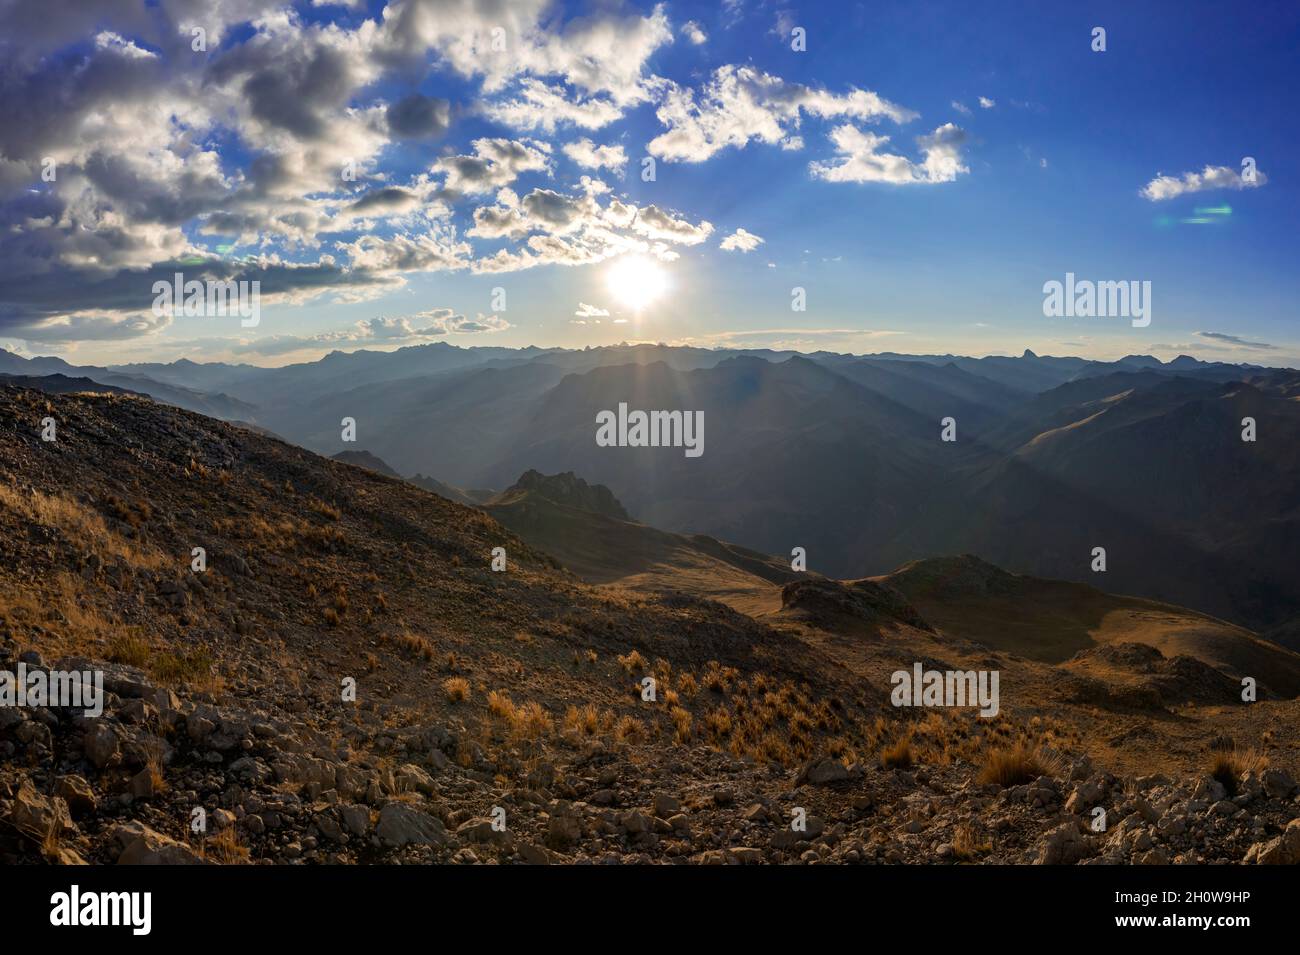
562,138,628,172
467,186,712,274
978,96,995,109
574,301,609,318
632,205,714,245
214,308,509,357
339,309,510,339
809,122,969,185
1141,164,1266,201
0,0,709,343
376,0,670,107
338,232,472,272
648,65,917,163
432,137,551,195
1197,330,1274,350
681,20,707,44
480,79,625,133
951,100,971,115
720,227,764,252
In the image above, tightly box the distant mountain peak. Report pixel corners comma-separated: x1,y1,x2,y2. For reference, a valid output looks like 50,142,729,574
1117,354,1162,367
501,469,629,520
1022,349,1038,359
332,449,400,478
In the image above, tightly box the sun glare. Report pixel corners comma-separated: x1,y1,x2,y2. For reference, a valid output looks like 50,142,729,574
606,255,668,311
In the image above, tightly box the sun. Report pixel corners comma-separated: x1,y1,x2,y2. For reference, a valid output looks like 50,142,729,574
606,255,669,312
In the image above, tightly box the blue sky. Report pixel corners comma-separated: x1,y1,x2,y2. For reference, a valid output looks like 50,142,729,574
0,0,1296,366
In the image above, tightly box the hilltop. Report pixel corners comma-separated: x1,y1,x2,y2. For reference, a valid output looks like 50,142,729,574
484,469,799,615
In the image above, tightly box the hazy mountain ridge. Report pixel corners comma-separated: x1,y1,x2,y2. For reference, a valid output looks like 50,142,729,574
4,343,1297,634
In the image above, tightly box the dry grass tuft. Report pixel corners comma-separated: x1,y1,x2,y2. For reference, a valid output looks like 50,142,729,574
393,630,435,661
617,649,646,674
487,690,516,721
952,822,991,861
881,733,914,770
669,706,692,744
442,677,470,703
1209,747,1267,797
106,631,152,668
204,826,251,864
978,743,1048,787
613,715,645,744
509,701,552,741
563,704,601,737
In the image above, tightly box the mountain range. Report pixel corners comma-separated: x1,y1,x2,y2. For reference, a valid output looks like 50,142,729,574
5,342,1295,644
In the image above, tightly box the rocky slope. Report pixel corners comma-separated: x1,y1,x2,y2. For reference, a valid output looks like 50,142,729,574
1,386,1298,866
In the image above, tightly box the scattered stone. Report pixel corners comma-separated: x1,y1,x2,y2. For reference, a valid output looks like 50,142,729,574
53,775,97,817
375,804,450,848
110,822,205,865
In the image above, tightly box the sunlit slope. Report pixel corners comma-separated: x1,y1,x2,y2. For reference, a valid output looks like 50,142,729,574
875,555,1300,696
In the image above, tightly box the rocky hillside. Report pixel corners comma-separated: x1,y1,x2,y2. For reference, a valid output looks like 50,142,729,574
331,450,401,478
493,470,631,521
1,386,1298,866
485,469,798,615
877,556,1300,697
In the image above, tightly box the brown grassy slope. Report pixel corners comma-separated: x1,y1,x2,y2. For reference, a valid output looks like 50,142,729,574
485,482,796,616
0,386,881,764
874,555,1300,697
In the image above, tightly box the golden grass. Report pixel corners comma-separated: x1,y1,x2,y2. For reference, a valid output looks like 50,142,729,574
881,733,914,769
702,707,732,740
487,690,515,720
617,649,646,674
1209,747,1267,796
214,515,344,552
203,826,251,864
613,715,645,743
442,677,470,703
105,631,151,668
149,648,220,692
393,630,435,661
0,483,164,568
306,497,342,521
669,705,693,744
952,822,991,861
563,704,601,737
978,743,1048,787
143,737,168,794
511,701,552,741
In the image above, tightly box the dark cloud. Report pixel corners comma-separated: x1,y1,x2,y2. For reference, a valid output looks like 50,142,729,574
223,43,360,142
386,93,451,139
0,257,395,331
349,187,421,214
